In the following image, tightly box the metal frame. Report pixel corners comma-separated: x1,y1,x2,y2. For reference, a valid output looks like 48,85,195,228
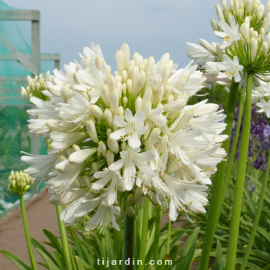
0,10,60,155
0,10,60,96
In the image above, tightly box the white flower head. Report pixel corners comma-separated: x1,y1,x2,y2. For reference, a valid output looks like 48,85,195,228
21,42,227,231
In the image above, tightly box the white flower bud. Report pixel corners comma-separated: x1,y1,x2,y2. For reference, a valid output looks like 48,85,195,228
86,119,98,143
260,28,266,39
106,65,111,75
121,43,130,70
106,150,114,166
211,19,218,31
98,141,107,157
215,4,224,21
145,128,160,150
122,70,128,83
221,0,227,9
21,87,29,101
107,138,119,153
159,134,168,154
166,160,181,175
121,141,127,151
110,90,119,115
95,57,103,71
90,105,104,119
73,72,84,85
69,148,97,164
117,106,124,119
144,56,155,78
127,79,132,94
135,96,142,112
62,83,73,103
104,109,113,126
267,33,270,48
263,13,270,31
132,75,146,97
241,22,250,44
143,87,153,105
72,144,81,152
263,41,269,57
116,50,124,74
144,120,153,140
251,37,258,62
100,84,110,106
27,75,33,86
246,0,253,12
123,97,128,108
92,162,99,173
122,83,127,95
107,129,112,137
199,39,217,55
252,31,258,39
132,65,139,83
153,85,164,104
173,109,194,132
106,75,116,92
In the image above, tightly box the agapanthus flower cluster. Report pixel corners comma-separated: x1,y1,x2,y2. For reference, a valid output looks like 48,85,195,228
21,72,51,103
8,170,34,196
230,105,270,170
21,43,227,231
187,0,270,87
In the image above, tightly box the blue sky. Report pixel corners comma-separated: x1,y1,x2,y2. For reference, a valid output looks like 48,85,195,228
4,0,268,71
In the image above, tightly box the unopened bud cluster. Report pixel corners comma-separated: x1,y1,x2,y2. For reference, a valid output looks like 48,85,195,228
21,72,51,103
8,170,34,196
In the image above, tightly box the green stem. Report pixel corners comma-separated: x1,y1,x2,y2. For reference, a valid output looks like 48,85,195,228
219,89,245,214
166,218,171,255
199,79,239,270
124,214,135,270
226,73,253,270
153,206,161,262
240,151,270,270
138,198,151,270
19,196,37,270
56,205,72,270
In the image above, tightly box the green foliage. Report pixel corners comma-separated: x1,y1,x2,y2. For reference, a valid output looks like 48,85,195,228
180,167,270,270
0,203,202,270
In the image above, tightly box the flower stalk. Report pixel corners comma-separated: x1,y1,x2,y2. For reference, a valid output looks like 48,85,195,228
19,196,37,270
219,89,245,215
226,73,253,270
56,205,72,270
240,150,270,269
123,213,135,270
199,79,239,270
153,206,161,262
138,198,151,270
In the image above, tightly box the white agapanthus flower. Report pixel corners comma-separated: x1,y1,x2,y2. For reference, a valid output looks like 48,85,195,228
214,16,241,48
187,0,270,87
21,42,227,231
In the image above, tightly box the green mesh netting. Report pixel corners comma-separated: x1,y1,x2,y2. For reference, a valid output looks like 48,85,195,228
0,0,58,214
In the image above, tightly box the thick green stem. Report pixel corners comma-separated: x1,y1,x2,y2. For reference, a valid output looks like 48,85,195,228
219,89,245,214
199,79,239,270
153,206,161,261
138,198,151,270
166,218,171,255
124,214,135,270
56,205,72,270
240,151,270,269
226,73,253,270
19,196,37,270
